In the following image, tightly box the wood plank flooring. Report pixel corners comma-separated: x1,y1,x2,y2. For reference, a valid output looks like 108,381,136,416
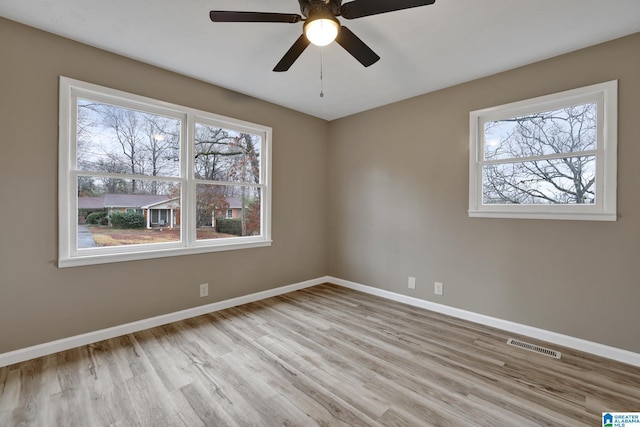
1,283,639,426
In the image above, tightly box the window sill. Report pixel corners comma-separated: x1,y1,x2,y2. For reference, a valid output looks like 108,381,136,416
58,240,273,268
468,210,616,221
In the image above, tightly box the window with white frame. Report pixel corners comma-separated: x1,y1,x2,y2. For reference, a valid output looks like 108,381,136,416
59,77,271,267
468,80,617,221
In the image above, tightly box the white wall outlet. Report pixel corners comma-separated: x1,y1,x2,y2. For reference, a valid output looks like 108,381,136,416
199,283,209,298
408,276,416,290
434,282,444,296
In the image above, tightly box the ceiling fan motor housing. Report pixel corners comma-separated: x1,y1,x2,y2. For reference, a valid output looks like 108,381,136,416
299,0,342,19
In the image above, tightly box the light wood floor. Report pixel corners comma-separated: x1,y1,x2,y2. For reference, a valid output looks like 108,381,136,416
1,284,639,426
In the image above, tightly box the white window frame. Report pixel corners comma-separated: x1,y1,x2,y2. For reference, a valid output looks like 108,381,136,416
468,80,617,221
59,77,272,267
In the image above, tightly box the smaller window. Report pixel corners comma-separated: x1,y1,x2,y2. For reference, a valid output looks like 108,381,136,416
469,81,617,221
226,209,233,219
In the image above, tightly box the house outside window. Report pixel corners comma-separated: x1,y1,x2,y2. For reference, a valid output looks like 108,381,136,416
226,209,234,219
468,80,617,221
59,77,272,267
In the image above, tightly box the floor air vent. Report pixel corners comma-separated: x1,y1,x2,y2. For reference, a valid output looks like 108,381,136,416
507,338,561,359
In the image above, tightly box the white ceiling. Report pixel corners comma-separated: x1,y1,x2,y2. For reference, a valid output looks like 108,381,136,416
2,1,640,120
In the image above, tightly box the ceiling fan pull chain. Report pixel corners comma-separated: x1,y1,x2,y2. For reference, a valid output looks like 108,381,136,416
320,47,324,98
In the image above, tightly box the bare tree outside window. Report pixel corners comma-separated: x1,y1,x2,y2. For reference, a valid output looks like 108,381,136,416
482,103,597,205
77,99,180,196
194,123,261,238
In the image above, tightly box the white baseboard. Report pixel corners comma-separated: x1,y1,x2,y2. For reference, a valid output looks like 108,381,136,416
3,275,639,368
327,276,640,367
0,277,324,368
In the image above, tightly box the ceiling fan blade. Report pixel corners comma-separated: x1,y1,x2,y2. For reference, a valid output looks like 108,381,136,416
273,34,311,72
210,11,302,23
340,0,435,19
335,26,380,67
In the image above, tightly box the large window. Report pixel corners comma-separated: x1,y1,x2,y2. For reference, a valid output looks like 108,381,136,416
59,77,271,267
469,81,617,221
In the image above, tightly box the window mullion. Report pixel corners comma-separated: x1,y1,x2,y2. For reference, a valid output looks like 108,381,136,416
74,171,183,183
184,113,196,247
481,150,598,166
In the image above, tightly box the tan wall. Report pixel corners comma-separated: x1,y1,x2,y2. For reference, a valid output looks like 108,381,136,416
0,18,329,353
328,33,640,353
2,16,639,356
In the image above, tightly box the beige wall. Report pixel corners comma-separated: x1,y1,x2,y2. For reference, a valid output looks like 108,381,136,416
2,16,639,356
328,32,640,353
0,18,329,353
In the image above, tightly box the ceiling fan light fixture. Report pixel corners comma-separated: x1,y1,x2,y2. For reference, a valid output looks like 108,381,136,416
304,17,339,46
210,0,437,71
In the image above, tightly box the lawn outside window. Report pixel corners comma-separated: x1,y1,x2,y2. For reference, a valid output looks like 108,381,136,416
468,80,617,221
59,77,272,267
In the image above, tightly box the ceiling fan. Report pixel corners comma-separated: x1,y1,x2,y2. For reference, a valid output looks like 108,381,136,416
210,0,436,72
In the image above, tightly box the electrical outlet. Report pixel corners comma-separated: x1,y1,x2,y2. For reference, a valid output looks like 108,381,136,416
199,283,209,298
434,282,443,296
408,276,416,290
